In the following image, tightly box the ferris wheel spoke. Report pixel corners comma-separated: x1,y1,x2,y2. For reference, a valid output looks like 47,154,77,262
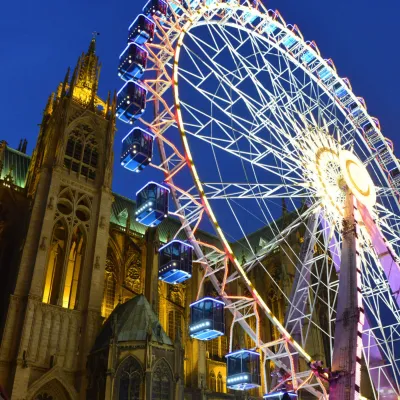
197,182,313,200
183,27,309,153
179,99,306,181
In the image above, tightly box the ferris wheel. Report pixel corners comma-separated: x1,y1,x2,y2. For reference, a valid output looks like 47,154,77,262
116,0,400,398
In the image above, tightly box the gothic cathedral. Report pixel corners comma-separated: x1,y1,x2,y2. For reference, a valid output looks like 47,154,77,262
0,39,329,400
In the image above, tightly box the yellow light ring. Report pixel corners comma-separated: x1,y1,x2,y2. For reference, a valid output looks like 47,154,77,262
171,1,313,364
314,147,345,218
339,150,376,210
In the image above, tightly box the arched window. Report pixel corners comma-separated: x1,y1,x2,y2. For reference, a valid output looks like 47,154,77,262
33,379,70,400
102,270,116,319
209,370,216,392
206,338,220,358
117,357,142,400
43,219,68,305
217,372,223,393
62,225,86,309
152,360,172,400
64,124,98,180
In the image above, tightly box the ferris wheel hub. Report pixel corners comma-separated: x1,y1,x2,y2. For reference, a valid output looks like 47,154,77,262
308,130,376,217
339,149,376,209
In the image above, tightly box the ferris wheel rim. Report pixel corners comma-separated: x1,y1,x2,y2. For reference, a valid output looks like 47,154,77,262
135,0,400,396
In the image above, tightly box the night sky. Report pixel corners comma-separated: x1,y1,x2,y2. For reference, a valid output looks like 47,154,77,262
1,0,400,201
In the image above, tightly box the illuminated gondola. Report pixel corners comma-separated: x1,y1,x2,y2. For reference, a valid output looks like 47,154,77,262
189,297,225,340
159,240,193,284
121,128,154,173
135,182,169,227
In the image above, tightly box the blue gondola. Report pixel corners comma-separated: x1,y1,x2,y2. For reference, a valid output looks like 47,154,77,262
282,35,297,49
128,14,155,45
332,82,347,98
168,0,182,14
118,43,148,81
135,182,169,226
143,0,168,16
159,240,193,284
243,11,258,24
116,81,147,124
347,101,362,118
389,167,400,186
189,297,225,340
263,391,298,399
226,349,261,390
300,50,315,64
317,65,333,82
121,128,154,173
261,21,277,34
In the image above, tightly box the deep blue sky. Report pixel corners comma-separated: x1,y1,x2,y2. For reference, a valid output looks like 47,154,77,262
1,0,400,200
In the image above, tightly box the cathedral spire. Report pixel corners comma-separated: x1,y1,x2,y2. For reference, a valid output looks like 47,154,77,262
72,35,101,105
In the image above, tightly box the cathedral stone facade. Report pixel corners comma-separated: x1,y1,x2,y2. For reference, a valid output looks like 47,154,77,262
0,40,329,400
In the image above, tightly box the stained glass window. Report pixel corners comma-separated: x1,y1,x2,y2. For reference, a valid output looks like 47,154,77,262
210,370,216,392
118,357,142,400
152,360,171,400
217,372,223,393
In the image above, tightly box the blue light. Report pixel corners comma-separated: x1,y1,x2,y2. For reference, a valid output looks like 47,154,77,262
226,349,260,358
122,127,155,143
190,297,225,307
128,14,154,31
243,11,258,24
263,392,298,399
282,35,297,49
159,269,191,284
190,329,224,341
159,239,194,252
135,181,170,196
301,50,315,64
317,65,333,81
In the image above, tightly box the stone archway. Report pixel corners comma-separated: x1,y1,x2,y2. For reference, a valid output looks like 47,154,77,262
31,379,71,400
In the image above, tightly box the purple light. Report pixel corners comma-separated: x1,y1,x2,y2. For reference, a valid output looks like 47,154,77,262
117,80,147,97
159,239,194,252
135,181,170,196
128,14,153,30
190,297,225,307
122,127,155,143
118,42,148,59
226,349,260,358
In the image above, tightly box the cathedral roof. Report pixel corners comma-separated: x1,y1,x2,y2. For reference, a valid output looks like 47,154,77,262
111,193,222,247
94,295,173,350
0,144,30,188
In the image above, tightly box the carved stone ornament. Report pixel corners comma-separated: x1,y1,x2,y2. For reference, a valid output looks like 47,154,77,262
47,197,54,210
99,216,105,229
40,236,47,251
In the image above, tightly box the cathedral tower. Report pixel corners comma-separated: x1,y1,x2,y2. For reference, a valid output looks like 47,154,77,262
0,38,116,400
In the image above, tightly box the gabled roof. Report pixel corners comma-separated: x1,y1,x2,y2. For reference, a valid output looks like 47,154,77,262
93,295,172,350
0,145,30,188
